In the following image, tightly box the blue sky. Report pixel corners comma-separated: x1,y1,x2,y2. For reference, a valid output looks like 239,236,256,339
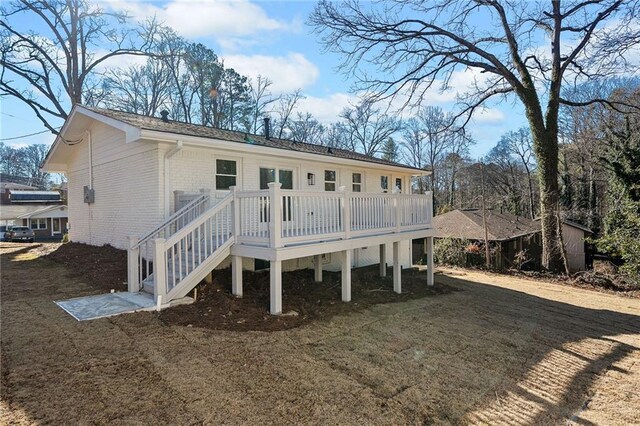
1,0,529,157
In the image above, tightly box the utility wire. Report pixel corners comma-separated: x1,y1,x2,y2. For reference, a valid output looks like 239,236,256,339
0,127,60,142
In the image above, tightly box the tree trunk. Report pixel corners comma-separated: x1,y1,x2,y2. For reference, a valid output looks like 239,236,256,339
533,130,564,272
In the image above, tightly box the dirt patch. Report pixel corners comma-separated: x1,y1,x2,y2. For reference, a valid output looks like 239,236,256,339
1,244,639,425
160,266,456,332
45,242,128,292
41,243,455,332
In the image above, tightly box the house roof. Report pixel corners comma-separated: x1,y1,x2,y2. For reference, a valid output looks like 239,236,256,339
56,105,427,173
432,209,541,241
1,205,44,220
8,190,62,203
17,204,67,219
1,182,38,191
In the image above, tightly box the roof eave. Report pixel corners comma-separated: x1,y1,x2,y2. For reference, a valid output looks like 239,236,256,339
138,128,428,175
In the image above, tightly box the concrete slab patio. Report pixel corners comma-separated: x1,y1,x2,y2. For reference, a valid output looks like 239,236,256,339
55,292,157,321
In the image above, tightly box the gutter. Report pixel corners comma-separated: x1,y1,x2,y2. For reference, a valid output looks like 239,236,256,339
139,129,431,176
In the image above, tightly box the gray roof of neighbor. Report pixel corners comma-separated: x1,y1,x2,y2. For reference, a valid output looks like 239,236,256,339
83,106,425,172
432,209,541,241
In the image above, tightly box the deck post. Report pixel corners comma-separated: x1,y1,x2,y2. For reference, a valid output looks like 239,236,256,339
153,238,167,306
232,255,243,297
393,241,401,294
230,186,240,242
394,190,402,232
127,236,140,293
339,187,351,239
314,254,323,282
427,236,434,286
341,249,352,302
379,244,386,277
270,260,282,315
268,182,282,248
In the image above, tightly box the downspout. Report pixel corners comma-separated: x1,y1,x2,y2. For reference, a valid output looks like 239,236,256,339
86,130,93,190
163,141,183,218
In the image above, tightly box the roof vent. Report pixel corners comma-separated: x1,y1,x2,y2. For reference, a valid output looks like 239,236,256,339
160,110,170,123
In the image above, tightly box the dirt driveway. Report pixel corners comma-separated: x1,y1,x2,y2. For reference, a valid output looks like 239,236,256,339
1,243,639,425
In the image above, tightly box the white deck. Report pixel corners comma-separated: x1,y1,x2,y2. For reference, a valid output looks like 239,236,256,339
128,185,435,315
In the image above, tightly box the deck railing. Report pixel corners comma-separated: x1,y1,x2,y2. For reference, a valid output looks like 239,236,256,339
235,183,433,248
127,184,433,302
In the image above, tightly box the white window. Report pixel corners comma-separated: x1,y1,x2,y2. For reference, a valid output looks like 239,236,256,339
325,170,336,191
30,218,47,230
352,173,362,192
381,176,389,192
216,159,237,190
395,178,403,192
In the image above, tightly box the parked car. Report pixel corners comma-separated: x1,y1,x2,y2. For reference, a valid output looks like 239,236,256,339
0,225,7,241
6,226,35,242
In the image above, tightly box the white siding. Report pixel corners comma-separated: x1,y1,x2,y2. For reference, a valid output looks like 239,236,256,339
66,121,162,250
165,145,417,271
563,224,586,272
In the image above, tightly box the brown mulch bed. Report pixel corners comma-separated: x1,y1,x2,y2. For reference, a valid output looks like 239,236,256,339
45,242,456,332
160,266,456,332
46,242,128,292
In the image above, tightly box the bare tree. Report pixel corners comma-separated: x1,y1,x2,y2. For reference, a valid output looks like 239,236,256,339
340,97,400,156
272,89,305,138
500,128,537,218
0,0,155,133
288,112,326,145
310,0,640,271
247,75,277,134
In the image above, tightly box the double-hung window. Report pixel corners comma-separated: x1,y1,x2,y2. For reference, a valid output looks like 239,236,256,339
30,218,47,230
352,173,362,192
216,159,237,190
325,170,336,191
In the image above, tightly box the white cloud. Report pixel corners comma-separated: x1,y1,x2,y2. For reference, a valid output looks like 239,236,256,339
294,92,355,123
224,53,320,93
109,0,290,40
472,107,505,125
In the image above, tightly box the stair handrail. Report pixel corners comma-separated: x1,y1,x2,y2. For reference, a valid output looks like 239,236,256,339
154,192,235,300
132,193,209,250
163,192,233,248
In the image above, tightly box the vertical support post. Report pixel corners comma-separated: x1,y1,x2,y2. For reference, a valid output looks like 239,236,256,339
127,236,140,293
427,236,434,287
270,259,282,315
314,254,323,282
339,187,351,240
394,190,401,232
393,241,401,294
231,186,240,242
153,238,167,306
268,182,282,248
342,249,352,302
232,255,243,297
379,244,386,277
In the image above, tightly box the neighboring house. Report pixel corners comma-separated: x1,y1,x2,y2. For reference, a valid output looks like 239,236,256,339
16,205,69,239
432,209,591,272
42,105,436,314
0,181,67,238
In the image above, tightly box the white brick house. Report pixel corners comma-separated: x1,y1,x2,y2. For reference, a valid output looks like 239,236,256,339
43,105,435,314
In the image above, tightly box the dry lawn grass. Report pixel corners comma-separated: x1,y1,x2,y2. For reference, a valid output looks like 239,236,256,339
1,243,639,425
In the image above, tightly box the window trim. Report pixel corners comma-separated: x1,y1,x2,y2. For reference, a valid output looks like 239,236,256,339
352,172,363,192
324,170,337,191
215,158,238,190
381,175,389,193
30,218,47,230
